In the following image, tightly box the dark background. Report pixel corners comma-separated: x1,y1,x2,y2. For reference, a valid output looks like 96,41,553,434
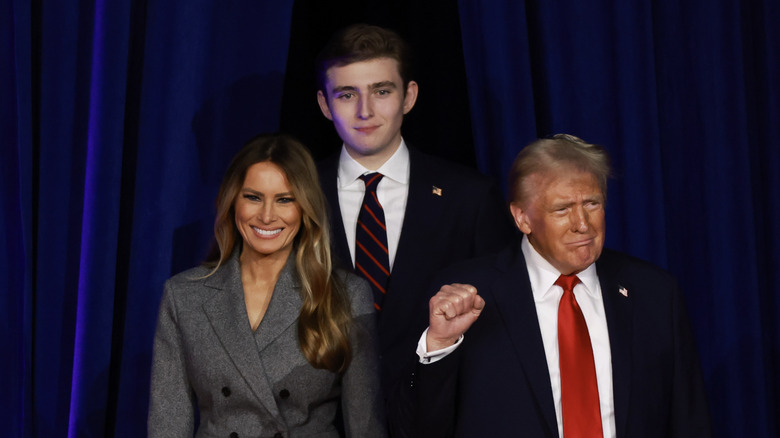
3,0,778,436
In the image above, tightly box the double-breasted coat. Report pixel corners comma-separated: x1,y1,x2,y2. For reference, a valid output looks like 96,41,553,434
148,252,387,437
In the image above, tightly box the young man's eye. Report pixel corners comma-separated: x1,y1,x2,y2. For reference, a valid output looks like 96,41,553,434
337,92,354,100
376,89,390,96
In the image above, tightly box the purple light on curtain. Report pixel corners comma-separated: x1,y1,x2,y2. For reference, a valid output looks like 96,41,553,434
68,0,125,434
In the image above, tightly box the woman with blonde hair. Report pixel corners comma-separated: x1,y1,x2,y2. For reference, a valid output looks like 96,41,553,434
149,134,386,437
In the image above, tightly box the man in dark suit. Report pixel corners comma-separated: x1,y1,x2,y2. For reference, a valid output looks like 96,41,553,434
314,24,515,394
397,134,711,437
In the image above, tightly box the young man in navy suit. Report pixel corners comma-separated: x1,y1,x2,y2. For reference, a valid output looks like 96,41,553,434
314,24,515,395
398,134,711,437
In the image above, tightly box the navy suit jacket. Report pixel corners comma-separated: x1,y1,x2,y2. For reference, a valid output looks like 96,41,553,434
394,240,711,438
317,145,516,393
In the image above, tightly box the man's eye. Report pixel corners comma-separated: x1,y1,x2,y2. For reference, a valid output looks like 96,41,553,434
376,89,390,96
338,93,354,100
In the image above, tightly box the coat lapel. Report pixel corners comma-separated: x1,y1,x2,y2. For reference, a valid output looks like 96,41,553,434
490,245,559,436
254,258,302,353
202,252,281,419
381,148,445,319
597,252,634,438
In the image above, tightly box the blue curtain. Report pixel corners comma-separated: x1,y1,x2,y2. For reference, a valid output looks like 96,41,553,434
4,0,778,436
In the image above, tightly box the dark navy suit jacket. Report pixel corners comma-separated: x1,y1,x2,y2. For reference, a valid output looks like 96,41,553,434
393,240,711,438
317,146,516,394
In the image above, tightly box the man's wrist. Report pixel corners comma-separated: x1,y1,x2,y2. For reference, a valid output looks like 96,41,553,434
417,327,464,364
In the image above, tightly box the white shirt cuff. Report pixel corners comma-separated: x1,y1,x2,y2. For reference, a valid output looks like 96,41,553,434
416,327,464,364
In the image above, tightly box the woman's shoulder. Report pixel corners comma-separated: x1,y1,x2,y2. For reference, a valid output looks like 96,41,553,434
156,264,220,312
336,269,374,316
166,264,213,288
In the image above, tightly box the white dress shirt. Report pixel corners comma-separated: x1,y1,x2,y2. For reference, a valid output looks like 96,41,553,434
522,235,615,438
417,235,616,438
336,139,410,270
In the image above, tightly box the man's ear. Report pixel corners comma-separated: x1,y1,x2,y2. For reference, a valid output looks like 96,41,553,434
510,202,532,235
317,90,333,121
402,80,419,114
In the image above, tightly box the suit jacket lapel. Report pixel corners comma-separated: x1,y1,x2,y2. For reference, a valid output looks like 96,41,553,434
202,252,281,418
318,155,351,269
382,148,445,318
597,252,634,438
490,245,559,435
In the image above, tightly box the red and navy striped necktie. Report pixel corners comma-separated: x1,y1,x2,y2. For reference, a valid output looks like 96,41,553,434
355,173,390,311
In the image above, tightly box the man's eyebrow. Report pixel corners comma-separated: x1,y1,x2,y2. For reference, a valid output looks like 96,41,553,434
330,85,358,94
369,81,397,90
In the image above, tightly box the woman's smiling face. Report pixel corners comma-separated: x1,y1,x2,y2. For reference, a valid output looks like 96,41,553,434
233,161,301,262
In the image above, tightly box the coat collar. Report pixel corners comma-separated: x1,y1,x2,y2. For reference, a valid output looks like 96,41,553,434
596,250,634,438
488,242,559,435
380,146,446,318
201,249,302,419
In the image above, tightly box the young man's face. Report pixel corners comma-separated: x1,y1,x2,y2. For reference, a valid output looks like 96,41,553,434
317,57,418,169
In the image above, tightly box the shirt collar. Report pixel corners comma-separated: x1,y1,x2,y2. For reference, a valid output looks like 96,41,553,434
337,138,410,188
521,234,599,301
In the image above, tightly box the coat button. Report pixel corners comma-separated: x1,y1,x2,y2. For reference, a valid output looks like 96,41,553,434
230,433,239,438
222,386,231,397
279,389,290,399
273,433,282,438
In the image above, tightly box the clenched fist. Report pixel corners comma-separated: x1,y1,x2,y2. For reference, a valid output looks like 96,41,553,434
427,283,485,351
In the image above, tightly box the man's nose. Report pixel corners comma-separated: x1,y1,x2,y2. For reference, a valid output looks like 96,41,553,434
570,206,589,232
357,95,373,119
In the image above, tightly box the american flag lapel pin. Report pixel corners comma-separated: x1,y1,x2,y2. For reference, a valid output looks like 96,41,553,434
618,286,629,297
432,186,443,196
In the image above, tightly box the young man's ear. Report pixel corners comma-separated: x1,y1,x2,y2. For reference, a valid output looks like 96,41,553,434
402,81,419,114
317,90,333,121
510,202,532,235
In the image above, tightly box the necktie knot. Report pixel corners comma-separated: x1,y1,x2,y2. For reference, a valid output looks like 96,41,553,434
555,274,581,293
360,172,384,191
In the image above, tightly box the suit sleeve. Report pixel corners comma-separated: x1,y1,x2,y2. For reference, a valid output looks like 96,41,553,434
341,276,389,438
386,347,461,438
670,282,712,437
148,282,196,437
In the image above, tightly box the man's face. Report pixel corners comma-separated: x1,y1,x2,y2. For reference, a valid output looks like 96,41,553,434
510,169,606,275
317,57,418,169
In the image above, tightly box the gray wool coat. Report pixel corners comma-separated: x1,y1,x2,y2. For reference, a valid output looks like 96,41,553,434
148,252,387,437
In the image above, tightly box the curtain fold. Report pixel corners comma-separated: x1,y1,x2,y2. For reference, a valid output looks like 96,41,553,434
2,0,33,436
7,1,295,435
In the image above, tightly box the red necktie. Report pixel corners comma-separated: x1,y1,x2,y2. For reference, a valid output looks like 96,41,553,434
355,173,390,311
556,274,603,437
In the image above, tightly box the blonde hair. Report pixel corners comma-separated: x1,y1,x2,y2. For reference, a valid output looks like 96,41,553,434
207,133,352,372
508,133,611,205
